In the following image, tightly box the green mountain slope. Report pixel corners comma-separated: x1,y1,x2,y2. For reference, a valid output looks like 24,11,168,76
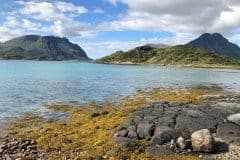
96,45,240,67
0,35,90,60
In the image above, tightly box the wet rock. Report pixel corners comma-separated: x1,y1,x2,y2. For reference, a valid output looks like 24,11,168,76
175,109,218,138
115,137,138,150
0,137,43,159
91,112,100,117
101,111,109,115
177,137,187,150
191,129,214,152
114,101,240,155
137,122,155,139
115,129,128,137
145,146,174,155
127,125,138,139
227,113,240,125
151,126,178,145
216,123,240,144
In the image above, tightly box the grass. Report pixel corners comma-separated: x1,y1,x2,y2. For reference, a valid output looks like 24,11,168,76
5,86,224,159
96,45,240,69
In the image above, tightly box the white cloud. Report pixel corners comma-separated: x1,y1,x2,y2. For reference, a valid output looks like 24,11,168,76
50,20,94,37
94,8,104,14
17,1,87,21
0,1,93,41
22,19,42,31
104,0,240,35
55,1,87,14
0,26,24,42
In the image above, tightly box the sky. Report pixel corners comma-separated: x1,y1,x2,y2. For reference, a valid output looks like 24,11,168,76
0,0,240,59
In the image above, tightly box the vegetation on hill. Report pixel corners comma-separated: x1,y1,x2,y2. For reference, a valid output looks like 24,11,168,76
0,35,90,61
96,45,240,67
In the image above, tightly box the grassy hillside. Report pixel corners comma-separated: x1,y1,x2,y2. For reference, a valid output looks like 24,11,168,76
96,45,240,67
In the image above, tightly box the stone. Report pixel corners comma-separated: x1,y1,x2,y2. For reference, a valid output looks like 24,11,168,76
216,123,240,143
137,122,155,139
127,125,138,139
115,129,128,137
175,109,218,138
0,147,3,154
115,137,138,150
91,113,100,117
145,146,174,155
151,126,178,145
101,111,109,115
170,139,176,150
177,137,186,150
191,129,214,152
227,113,240,125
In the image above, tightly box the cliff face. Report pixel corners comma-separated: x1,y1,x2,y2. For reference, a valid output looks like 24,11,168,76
0,35,90,60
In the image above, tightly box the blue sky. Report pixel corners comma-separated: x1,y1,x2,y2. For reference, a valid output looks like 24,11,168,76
0,0,240,58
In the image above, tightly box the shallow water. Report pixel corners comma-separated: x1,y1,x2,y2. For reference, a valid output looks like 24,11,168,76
0,60,240,120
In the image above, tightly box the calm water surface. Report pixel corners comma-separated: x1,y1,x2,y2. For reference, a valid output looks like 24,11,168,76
0,60,240,120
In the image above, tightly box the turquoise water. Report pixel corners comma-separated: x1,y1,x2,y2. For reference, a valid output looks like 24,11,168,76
0,60,240,120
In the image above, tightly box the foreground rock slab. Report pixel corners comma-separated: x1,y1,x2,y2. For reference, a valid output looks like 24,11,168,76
114,101,240,156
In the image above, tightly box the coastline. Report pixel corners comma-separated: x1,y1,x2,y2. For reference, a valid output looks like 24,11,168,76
94,61,240,71
2,86,240,159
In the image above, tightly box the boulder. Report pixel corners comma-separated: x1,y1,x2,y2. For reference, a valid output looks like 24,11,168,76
191,129,214,152
115,137,138,150
216,123,240,143
127,125,138,139
151,126,178,145
137,122,155,139
114,129,128,137
227,113,240,125
175,109,218,138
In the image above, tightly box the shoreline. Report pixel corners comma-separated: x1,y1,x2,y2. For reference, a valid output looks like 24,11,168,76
93,61,240,71
2,86,240,159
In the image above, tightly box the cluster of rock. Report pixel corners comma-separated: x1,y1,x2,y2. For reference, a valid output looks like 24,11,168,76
0,136,45,159
114,101,240,155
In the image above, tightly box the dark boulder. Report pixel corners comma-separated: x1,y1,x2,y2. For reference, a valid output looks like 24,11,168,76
151,126,178,145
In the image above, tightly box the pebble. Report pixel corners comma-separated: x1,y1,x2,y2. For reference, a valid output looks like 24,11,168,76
0,137,45,159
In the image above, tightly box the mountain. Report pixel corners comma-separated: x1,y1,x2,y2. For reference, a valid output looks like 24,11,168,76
96,45,240,67
188,33,240,59
0,35,90,60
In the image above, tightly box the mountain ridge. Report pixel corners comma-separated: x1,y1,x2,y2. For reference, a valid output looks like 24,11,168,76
188,33,240,59
0,35,90,61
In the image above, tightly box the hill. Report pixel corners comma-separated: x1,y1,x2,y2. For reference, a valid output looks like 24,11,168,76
96,45,240,67
188,33,240,59
0,35,90,61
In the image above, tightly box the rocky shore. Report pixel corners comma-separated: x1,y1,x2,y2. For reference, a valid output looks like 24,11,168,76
114,99,240,159
0,136,47,159
1,86,240,159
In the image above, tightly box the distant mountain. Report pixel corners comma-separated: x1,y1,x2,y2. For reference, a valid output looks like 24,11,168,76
96,45,240,67
188,33,240,59
0,35,90,61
